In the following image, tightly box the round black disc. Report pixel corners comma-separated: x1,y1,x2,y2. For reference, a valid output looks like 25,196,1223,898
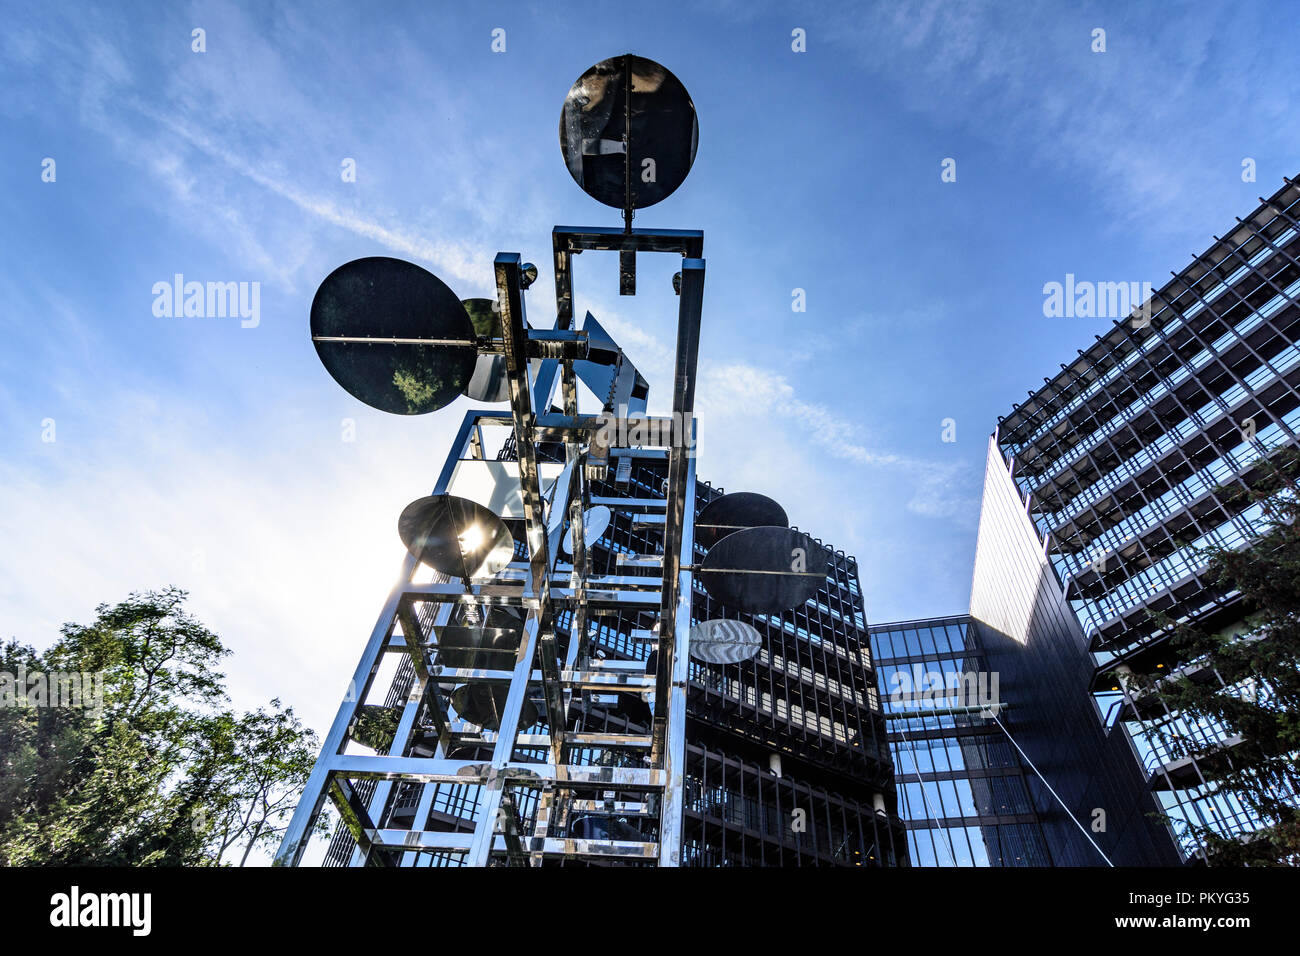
450,684,539,732
398,494,515,579
695,492,788,550
698,526,829,615
434,626,522,670
559,54,698,211
311,256,476,414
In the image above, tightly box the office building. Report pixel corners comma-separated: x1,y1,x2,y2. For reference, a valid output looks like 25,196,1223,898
992,175,1300,859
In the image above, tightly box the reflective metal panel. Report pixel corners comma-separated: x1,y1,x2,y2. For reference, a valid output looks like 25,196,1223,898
695,491,788,549
698,526,829,614
462,297,511,402
562,505,611,554
433,626,522,670
689,618,762,664
451,684,539,732
559,54,698,211
311,256,476,414
397,494,515,578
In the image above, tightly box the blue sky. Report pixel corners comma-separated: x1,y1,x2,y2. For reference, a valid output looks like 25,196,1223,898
3,0,1299,733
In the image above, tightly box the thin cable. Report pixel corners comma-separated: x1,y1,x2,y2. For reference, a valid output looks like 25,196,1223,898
989,710,1114,867
894,719,959,867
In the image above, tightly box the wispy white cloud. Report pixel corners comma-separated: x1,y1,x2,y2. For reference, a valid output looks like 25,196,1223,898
699,361,976,521
1,3,531,296
555,298,976,526
129,100,493,287
726,0,1300,241
0,377,467,732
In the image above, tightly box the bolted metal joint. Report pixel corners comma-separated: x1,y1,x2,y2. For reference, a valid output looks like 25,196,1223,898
526,329,589,361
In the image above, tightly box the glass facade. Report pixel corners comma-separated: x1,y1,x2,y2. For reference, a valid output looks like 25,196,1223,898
871,617,1054,866
994,176,1300,859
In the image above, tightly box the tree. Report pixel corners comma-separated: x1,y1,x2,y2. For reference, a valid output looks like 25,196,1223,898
1136,445,1300,865
205,702,322,866
0,587,326,865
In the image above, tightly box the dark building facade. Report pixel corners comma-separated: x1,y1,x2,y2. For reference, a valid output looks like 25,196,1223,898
320,436,904,867
870,615,1058,866
991,175,1300,860
684,474,900,867
968,438,1181,866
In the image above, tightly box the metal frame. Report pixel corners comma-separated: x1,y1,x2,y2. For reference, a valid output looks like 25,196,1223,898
277,227,706,867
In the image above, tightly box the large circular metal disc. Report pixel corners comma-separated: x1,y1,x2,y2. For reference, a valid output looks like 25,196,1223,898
461,297,511,403
689,619,763,664
398,494,515,578
698,527,830,615
311,256,476,414
695,492,788,550
450,684,539,732
562,505,612,554
434,626,522,670
559,54,698,210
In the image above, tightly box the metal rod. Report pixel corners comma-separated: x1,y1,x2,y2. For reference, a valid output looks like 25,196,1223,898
311,335,480,346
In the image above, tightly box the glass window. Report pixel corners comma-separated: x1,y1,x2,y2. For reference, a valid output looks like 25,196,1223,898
928,827,959,866
910,828,936,867
918,627,938,655
919,781,942,820
929,739,950,773
947,623,966,650
946,739,967,772
903,782,924,817
966,826,990,867
935,779,960,819
935,624,956,655
953,778,978,817
948,827,974,867
909,663,929,696
910,740,932,774
878,663,897,692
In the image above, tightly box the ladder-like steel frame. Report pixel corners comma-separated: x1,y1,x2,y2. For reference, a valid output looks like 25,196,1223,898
276,227,705,867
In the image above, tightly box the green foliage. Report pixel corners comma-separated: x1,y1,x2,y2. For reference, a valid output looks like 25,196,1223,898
351,704,401,753
392,365,438,412
0,587,324,865
1138,446,1300,865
